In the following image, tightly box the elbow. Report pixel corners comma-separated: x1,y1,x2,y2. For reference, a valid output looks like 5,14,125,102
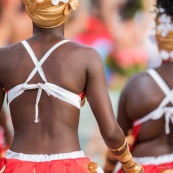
101,125,125,149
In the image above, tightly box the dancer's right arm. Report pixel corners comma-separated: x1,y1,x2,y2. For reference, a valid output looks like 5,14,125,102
85,48,144,173
85,48,125,149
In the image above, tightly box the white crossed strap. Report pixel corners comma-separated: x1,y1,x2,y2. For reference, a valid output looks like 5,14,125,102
8,40,76,123
134,69,173,134
22,40,70,123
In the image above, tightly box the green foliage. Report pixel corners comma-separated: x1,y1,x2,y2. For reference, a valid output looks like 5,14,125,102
106,55,146,77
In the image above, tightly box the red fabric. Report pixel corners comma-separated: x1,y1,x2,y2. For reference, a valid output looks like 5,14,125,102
0,127,9,158
117,161,173,173
76,17,113,45
129,123,142,151
117,123,173,172
0,157,92,173
79,91,86,100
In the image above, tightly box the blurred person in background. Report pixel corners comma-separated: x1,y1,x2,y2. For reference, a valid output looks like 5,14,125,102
143,0,162,69
74,0,114,85
0,0,11,46
0,0,32,45
65,0,89,40
0,0,144,173
0,0,13,158
104,0,173,172
5,0,32,44
105,0,148,88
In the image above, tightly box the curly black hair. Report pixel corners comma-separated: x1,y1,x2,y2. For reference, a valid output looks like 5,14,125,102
156,0,173,16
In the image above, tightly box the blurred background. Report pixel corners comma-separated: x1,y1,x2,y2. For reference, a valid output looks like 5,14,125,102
0,0,160,168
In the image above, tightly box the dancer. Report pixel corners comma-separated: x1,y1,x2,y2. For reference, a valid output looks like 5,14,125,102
104,0,173,172
0,0,143,173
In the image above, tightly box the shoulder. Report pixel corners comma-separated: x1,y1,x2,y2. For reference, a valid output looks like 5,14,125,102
67,41,101,58
66,41,103,66
123,71,154,95
0,42,22,68
0,45,11,67
120,69,163,118
120,70,157,104
0,42,21,56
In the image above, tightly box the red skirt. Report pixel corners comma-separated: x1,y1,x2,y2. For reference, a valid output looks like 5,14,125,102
0,150,104,173
116,154,173,173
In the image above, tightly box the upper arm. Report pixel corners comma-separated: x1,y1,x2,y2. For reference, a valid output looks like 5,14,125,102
116,73,147,135
85,48,118,135
117,88,133,136
0,48,6,111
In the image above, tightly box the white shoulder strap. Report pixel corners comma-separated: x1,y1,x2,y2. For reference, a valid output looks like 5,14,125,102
21,40,47,83
134,69,173,127
21,39,70,84
147,69,170,95
38,39,70,67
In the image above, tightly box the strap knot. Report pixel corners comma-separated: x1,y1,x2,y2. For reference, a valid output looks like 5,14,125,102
34,88,43,123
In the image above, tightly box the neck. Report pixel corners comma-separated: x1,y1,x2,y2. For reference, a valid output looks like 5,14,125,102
33,23,65,39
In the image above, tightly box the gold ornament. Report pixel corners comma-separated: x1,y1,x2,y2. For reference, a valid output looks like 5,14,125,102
64,0,79,15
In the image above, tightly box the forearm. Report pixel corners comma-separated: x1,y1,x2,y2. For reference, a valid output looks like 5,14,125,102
104,149,118,173
101,120,126,149
108,139,144,173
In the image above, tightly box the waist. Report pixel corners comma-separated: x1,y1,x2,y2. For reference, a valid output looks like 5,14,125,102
6,150,86,162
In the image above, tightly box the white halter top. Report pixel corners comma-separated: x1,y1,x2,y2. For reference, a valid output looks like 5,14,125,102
134,69,173,134
7,40,82,123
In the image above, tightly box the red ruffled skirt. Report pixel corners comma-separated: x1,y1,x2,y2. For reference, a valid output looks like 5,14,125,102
0,150,104,173
116,153,173,173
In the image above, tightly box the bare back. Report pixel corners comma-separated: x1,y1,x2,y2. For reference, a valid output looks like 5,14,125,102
117,62,173,157
0,34,92,154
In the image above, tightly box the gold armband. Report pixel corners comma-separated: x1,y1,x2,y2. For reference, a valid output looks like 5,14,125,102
109,140,127,152
109,140,143,173
123,163,143,173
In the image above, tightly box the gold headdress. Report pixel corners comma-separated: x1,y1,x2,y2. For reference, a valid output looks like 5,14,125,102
23,0,79,28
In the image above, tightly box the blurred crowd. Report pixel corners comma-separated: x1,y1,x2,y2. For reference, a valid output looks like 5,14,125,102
65,0,161,88
0,0,161,164
0,0,160,87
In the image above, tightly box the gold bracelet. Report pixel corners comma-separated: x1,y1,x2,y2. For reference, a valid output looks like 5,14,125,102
115,145,132,163
123,163,144,173
109,140,127,152
113,141,143,173
108,139,143,173
122,157,136,169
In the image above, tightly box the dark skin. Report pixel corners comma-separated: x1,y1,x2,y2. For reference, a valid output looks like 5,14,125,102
0,23,125,154
104,62,173,173
0,109,12,147
118,62,173,157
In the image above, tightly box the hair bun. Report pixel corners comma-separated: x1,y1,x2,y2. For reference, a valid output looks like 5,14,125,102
157,0,173,16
